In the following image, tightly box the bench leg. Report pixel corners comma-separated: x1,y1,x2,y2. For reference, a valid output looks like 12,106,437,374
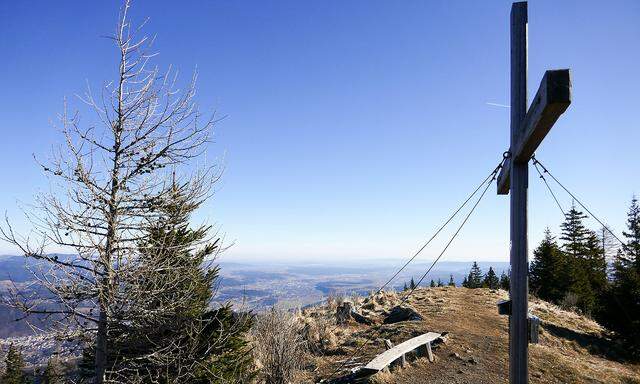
384,339,397,370
426,342,434,363
416,343,434,363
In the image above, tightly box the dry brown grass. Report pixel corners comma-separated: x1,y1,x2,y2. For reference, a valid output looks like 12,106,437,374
303,287,640,384
368,370,395,384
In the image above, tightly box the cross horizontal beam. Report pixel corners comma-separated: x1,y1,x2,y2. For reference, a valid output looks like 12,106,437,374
497,69,571,195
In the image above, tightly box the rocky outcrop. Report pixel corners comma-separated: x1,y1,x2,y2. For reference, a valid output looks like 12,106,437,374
383,305,423,324
336,301,374,325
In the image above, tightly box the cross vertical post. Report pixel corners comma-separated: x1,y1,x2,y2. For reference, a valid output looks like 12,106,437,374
497,2,571,382
509,2,528,384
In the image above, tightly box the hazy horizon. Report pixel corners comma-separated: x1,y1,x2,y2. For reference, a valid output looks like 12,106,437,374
1,1,638,261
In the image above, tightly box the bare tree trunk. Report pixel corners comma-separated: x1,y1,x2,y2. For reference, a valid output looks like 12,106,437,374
95,177,120,383
1,1,219,382
94,33,126,383
95,308,108,384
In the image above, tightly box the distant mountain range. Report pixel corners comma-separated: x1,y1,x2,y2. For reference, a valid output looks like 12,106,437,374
0,254,509,338
0,254,78,282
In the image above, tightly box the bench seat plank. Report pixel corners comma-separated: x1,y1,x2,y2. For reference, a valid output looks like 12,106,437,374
364,332,441,371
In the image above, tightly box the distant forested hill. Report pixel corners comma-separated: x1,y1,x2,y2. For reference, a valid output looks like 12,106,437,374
0,255,35,282
0,255,56,337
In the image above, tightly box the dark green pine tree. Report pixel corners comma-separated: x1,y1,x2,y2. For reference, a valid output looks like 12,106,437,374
429,279,436,288
448,274,456,287
82,183,255,383
467,262,483,288
560,204,591,257
483,267,500,289
462,276,469,288
2,344,27,384
622,196,640,269
144,184,254,383
410,277,417,290
603,197,640,357
530,228,567,302
403,282,408,291
584,231,607,295
559,204,602,313
42,356,65,384
437,278,444,287
500,270,510,291
194,308,255,383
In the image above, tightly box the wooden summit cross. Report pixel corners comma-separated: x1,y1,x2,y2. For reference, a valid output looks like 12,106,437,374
496,2,571,383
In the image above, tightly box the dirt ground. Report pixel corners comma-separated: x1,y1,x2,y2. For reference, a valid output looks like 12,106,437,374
307,287,640,384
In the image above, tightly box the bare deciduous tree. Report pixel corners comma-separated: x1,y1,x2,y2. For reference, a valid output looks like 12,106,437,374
599,225,620,277
0,2,222,383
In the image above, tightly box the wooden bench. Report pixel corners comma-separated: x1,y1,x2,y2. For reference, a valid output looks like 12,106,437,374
360,332,441,375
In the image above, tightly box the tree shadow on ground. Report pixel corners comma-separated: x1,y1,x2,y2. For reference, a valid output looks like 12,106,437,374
541,321,629,363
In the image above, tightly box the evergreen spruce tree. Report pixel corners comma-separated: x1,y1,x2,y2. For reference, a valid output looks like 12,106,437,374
403,282,408,291
483,267,500,289
437,278,444,287
584,231,607,294
622,196,640,269
462,276,469,288
530,228,566,302
467,262,483,288
194,308,255,384
500,271,510,291
603,197,640,357
81,183,254,383
2,344,27,384
410,277,417,290
448,274,456,287
559,205,603,313
430,279,436,288
560,204,591,257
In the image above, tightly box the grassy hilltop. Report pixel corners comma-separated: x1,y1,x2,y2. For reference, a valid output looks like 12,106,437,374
294,287,640,384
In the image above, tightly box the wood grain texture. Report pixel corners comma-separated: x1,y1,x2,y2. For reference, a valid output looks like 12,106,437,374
363,332,441,372
514,69,571,162
497,156,511,195
509,2,529,384
497,69,571,194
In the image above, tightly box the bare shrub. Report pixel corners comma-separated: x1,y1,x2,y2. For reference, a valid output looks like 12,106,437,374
561,292,580,311
368,369,395,384
300,316,337,355
251,308,308,384
326,292,345,311
350,291,363,305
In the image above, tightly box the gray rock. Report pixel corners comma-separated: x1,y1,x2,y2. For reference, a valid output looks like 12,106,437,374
336,301,374,325
383,305,423,324
350,310,374,325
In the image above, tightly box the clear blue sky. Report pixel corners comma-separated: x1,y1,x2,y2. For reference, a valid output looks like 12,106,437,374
0,1,638,262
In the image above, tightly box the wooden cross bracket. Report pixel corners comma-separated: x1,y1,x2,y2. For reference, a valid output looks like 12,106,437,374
497,69,572,195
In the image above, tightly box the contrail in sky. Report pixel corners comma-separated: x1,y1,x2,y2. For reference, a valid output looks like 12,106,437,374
485,102,511,108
